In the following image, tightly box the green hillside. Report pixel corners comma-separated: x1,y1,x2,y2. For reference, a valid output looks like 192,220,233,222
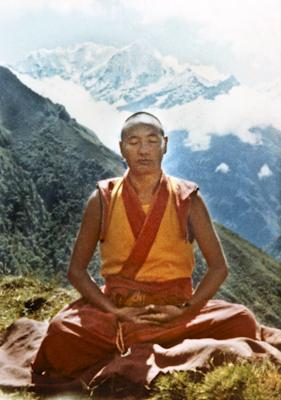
0,219,280,332
0,66,123,278
216,224,281,327
194,223,281,328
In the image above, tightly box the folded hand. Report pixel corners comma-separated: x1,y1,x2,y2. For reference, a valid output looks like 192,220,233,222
115,304,189,324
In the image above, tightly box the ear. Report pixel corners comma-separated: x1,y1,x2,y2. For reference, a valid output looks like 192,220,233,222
119,140,125,158
163,136,168,154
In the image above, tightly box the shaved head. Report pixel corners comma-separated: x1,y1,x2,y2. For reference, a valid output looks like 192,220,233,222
121,111,164,140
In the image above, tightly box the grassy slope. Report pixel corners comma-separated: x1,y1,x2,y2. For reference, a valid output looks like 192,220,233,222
0,268,281,399
0,275,77,332
194,223,281,328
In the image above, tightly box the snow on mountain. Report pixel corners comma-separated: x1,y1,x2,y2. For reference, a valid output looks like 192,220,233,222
148,70,238,109
215,163,230,173
13,40,238,109
12,41,280,155
258,163,273,179
13,42,117,82
9,40,281,254
81,41,176,105
12,40,281,156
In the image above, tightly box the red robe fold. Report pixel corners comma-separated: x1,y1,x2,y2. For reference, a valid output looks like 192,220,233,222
121,172,170,279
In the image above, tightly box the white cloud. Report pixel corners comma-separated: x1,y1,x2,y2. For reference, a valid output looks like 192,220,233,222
16,73,129,152
15,72,281,153
120,0,281,43
0,0,103,19
120,0,281,85
155,85,281,150
48,0,103,15
215,163,230,174
190,65,228,84
258,164,273,179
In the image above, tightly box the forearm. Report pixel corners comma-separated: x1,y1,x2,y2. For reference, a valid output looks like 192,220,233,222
67,268,117,314
187,193,230,313
189,265,228,311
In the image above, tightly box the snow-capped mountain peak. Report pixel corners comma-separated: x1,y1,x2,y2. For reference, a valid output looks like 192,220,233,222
13,41,117,82
12,40,238,108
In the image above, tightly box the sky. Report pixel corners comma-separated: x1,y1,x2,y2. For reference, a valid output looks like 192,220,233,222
0,0,281,86
1,0,281,154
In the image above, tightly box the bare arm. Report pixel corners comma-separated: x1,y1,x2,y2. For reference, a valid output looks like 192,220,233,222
67,190,152,322
67,189,117,313
188,191,228,310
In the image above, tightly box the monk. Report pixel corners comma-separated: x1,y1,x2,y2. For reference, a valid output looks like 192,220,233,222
32,111,259,379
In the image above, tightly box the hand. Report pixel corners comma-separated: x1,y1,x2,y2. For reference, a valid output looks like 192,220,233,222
115,305,184,325
115,306,154,324
136,304,184,324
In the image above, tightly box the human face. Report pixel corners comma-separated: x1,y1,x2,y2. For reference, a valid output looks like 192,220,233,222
119,124,167,175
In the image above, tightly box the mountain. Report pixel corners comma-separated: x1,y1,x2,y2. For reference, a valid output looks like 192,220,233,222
0,67,280,329
11,40,281,254
13,41,117,82
163,129,281,249
194,223,281,328
14,40,238,108
266,235,281,261
0,66,123,277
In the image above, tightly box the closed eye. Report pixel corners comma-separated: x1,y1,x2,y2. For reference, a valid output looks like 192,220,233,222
128,139,139,145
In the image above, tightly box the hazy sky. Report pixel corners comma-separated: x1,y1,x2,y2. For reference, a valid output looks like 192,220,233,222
1,0,281,86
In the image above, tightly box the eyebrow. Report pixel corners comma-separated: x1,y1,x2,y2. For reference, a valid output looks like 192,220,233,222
126,134,139,139
147,132,159,137
125,133,160,142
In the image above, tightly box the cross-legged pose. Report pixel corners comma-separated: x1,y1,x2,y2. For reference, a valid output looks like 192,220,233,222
32,111,261,378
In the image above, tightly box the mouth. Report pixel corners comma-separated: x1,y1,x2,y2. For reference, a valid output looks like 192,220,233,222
138,159,152,165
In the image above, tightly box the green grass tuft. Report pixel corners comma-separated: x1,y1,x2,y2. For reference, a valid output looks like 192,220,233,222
0,274,77,332
147,370,198,400
148,360,281,400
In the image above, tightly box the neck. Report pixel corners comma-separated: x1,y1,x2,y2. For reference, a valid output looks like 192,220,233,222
127,169,163,197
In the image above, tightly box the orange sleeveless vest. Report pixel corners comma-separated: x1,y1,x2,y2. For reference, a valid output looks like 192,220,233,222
96,172,198,282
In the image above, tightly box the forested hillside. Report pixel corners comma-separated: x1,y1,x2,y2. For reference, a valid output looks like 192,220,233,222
0,66,123,277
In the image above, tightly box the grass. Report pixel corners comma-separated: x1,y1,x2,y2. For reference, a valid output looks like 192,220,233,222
1,360,280,400
1,275,281,400
0,390,40,400
148,359,281,400
0,274,77,332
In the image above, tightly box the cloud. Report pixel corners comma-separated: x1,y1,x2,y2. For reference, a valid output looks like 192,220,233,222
258,164,273,179
16,73,129,152
0,0,103,19
16,72,281,153
1,1,280,84
120,0,281,43
155,85,281,150
120,0,281,84
215,163,230,174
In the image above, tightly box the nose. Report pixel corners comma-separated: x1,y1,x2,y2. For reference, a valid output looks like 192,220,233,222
138,141,150,154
